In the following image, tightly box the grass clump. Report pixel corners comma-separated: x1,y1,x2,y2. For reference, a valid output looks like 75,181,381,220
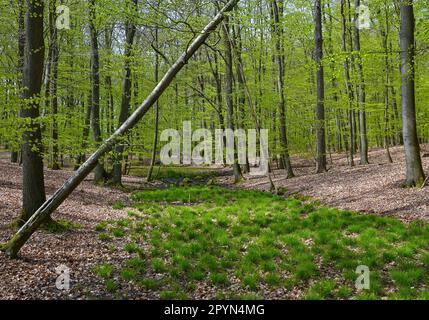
94,186,428,300
42,219,81,233
93,263,114,279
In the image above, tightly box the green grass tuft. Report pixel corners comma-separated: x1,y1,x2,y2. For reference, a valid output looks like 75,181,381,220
94,186,428,300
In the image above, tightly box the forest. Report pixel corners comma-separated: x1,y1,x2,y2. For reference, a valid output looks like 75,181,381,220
0,0,428,301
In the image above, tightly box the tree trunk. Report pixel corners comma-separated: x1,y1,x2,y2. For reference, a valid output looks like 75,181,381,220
341,0,355,167
270,0,294,178
18,0,46,226
381,4,393,163
75,95,92,170
48,0,60,170
111,0,138,185
233,23,250,173
354,0,369,165
147,24,160,183
314,0,326,173
399,1,425,187
89,0,107,183
104,25,115,137
12,0,26,164
223,16,242,183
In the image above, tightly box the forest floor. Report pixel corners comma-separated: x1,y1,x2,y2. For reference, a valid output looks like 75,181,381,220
0,145,428,299
0,153,141,299
240,144,429,223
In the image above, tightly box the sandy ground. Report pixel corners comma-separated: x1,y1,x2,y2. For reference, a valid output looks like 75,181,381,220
241,145,429,222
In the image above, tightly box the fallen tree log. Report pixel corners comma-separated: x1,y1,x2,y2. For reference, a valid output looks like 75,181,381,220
1,0,240,259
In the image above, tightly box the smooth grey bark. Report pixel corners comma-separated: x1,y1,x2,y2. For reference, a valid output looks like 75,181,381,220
233,23,250,173
270,0,294,178
325,2,343,153
112,0,138,185
1,0,240,259
11,0,26,164
18,0,46,226
399,1,425,186
314,0,327,173
389,39,402,146
381,5,393,163
206,49,226,137
231,26,276,191
47,0,60,170
75,95,91,170
104,25,115,137
89,0,107,183
341,0,355,167
147,25,160,183
354,0,369,165
222,16,242,183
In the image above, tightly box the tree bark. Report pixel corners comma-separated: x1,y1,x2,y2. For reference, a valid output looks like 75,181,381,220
48,0,60,170
233,23,250,173
270,0,294,178
314,0,327,173
89,0,107,183
381,4,393,163
104,25,115,137
341,0,355,167
223,16,242,183
354,0,369,165
147,24,160,183
399,1,425,186
11,0,26,164
112,0,138,185
17,0,46,226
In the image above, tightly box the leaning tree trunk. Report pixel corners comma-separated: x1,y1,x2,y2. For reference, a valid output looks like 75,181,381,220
314,0,327,173
0,0,240,259
399,1,425,187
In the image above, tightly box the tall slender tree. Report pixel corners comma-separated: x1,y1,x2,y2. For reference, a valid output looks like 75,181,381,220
147,24,161,182
354,0,369,165
270,0,294,178
111,0,138,185
18,0,46,225
223,16,242,182
89,0,107,183
399,0,425,187
11,0,26,164
47,0,60,170
341,0,355,167
314,0,327,173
